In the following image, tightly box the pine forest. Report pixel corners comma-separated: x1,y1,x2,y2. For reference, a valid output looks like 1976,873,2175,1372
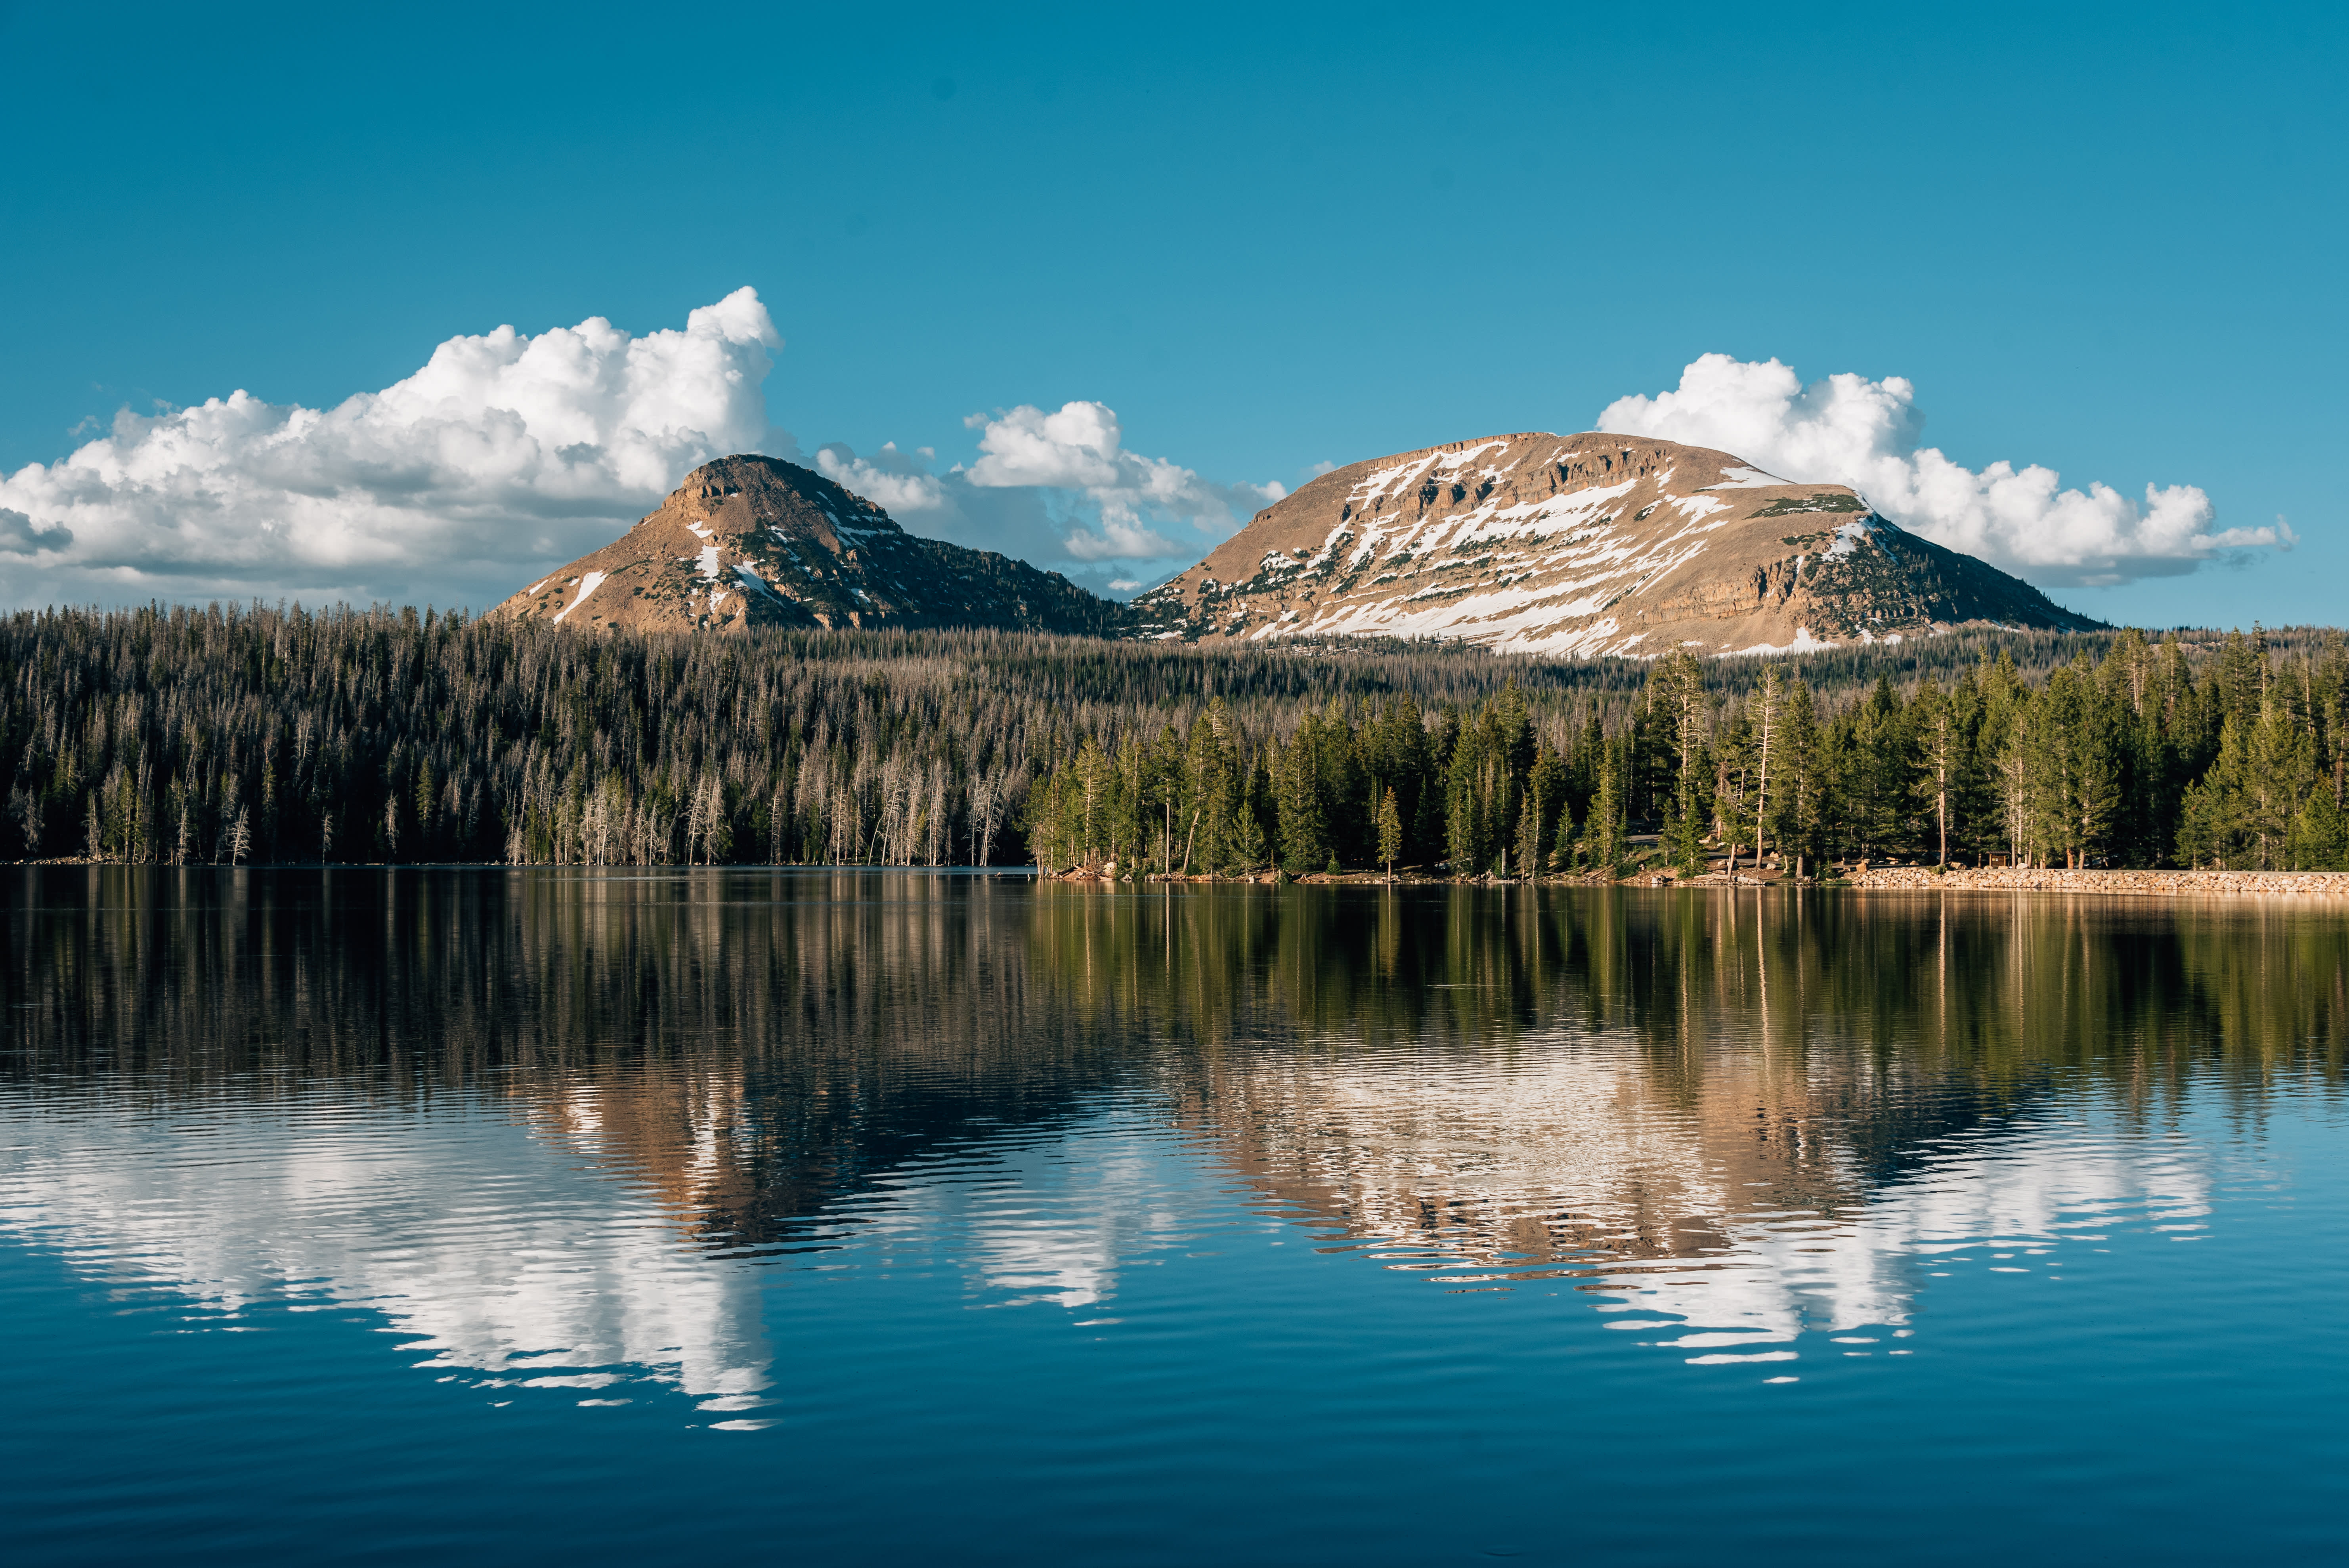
4,605,2345,877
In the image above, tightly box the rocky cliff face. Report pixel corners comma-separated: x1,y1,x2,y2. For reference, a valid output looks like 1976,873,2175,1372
490,455,1124,636
1131,433,2099,654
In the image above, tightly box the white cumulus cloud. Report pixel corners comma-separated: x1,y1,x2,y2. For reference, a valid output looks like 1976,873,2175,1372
813,441,947,514
967,401,1131,491
965,400,1283,556
1596,353,2291,587
1061,515,1193,561
0,291,1282,611
0,288,783,608
815,402,1284,595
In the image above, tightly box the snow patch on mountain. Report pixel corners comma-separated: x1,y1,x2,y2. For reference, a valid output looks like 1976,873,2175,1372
1133,432,2102,654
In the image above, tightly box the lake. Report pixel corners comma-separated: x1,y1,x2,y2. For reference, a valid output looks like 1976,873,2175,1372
3,868,2345,1564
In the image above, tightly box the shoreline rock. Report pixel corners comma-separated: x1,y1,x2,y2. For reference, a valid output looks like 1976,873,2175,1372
1838,866,2349,898
1047,864,2349,899
27,859,2343,899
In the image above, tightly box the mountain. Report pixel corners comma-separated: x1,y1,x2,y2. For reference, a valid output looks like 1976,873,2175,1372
1130,432,2099,654
489,455,1125,636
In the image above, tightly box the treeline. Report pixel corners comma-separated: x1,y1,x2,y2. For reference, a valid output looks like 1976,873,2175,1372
3,605,2343,873
0,605,1636,871
1023,626,2349,874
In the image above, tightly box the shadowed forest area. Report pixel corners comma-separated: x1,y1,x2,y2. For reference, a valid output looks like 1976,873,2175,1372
2,605,2343,873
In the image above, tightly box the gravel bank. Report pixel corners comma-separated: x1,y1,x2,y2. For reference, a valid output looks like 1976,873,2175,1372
1839,867,2349,898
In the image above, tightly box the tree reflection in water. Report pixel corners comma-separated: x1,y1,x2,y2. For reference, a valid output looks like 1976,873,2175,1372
4,867,2343,1379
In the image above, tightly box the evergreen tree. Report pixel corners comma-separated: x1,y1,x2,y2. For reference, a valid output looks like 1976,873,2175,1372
1666,773,1705,874
1376,786,1403,877
1586,739,1628,871
1553,791,1582,872
1913,681,1957,867
1275,718,1332,873
1847,676,1911,859
5,604,2342,881
1513,778,1545,881
2288,788,2349,871
1769,680,1823,878
1749,666,1784,869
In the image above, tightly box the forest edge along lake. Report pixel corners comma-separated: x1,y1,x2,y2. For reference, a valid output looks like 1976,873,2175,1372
6,616,2345,881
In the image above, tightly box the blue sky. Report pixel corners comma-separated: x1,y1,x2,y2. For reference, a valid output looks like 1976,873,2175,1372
1,0,2340,627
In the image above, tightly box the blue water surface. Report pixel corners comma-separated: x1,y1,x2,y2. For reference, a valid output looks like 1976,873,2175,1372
2,869,2344,1564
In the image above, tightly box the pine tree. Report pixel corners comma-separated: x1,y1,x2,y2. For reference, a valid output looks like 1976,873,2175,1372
1714,709,1753,870
1666,774,1705,874
1587,739,1628,872
1514,783,1544,881
1750,666,1782,871
1376,786,1403,877
1275,720,1331,873
2288,788,2349,871
2176,713,2250,868
1849,676,1909,860
1913,681,1957,867
1553,792,1581,871
1770,680,1822,878
1228,766,1270,871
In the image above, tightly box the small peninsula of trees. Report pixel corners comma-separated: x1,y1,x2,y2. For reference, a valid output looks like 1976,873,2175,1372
2,604,2343,875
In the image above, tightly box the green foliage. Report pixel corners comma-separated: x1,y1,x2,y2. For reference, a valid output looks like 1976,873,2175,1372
4,607,2343,876
1586,739,1628,871
2288,788,2349,871
1376,787,1403,875
1665,777,1705,874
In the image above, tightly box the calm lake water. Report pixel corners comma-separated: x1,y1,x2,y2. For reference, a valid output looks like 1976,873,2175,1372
3,868,2346,1564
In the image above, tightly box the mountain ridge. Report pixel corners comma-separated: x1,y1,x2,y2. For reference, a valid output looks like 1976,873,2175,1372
1128,432,2100,653
492,436,2101,656
488,455,1124,637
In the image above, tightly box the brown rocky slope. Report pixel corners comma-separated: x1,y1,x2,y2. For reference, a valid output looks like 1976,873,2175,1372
1131,432,2099,654
490,455,1124,636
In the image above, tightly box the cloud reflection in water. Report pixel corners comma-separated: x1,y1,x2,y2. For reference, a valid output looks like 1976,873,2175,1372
1,869,2329,1410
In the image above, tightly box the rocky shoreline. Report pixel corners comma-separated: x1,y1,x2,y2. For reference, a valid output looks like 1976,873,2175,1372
1836,866,2349,897
1047,863,2349,899
21,859,2344,899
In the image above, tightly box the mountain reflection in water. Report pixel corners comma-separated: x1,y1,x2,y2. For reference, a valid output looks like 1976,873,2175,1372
2,868,2343,1407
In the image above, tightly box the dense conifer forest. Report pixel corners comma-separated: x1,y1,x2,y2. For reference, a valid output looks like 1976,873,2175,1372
3,604,2343,874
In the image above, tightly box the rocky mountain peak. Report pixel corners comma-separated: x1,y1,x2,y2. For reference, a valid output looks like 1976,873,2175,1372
491,454,1122,636
1132,432,2099,653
